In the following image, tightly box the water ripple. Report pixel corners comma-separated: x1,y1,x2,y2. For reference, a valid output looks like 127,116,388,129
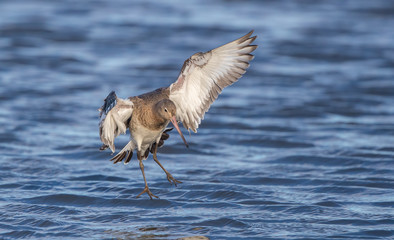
1,0,393,239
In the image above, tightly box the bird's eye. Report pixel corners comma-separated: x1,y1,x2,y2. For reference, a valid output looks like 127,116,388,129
164,108,168,112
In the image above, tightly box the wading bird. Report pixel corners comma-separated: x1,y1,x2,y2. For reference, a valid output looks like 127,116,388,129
99,31,257,199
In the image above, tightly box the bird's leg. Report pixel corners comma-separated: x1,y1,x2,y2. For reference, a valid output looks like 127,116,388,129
152,143,182,186
136,159,159,199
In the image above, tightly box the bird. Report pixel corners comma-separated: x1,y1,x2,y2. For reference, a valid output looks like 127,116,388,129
98,30,257,199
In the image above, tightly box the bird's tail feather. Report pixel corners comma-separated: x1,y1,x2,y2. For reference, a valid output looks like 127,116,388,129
110,128,173,165
111,141,136,165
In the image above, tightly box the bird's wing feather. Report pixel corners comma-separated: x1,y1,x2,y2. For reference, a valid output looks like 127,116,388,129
168,30,257,132
99,91,133,152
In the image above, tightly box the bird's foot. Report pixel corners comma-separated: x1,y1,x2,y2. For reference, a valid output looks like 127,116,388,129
166,173,182,187
136,186,159,200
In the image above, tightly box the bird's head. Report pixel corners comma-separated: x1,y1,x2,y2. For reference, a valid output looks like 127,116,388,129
156,99,177,120
155,99,189,148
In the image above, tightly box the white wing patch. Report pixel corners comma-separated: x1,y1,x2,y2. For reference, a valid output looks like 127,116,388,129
169,30,257,132
99,92,134,153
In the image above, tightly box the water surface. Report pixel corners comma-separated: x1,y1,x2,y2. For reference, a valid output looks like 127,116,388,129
0,0,393,239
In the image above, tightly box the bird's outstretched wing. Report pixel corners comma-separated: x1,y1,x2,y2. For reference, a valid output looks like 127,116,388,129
168,30,257,132
99,91,133,152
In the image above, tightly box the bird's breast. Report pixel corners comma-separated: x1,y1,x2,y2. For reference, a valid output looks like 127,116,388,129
133,102,168,131
130,119,169,152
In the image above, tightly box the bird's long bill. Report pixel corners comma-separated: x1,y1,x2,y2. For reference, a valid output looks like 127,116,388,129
170,116,189,148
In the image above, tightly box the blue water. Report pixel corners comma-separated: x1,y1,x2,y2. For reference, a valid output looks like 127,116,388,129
1,0,394,239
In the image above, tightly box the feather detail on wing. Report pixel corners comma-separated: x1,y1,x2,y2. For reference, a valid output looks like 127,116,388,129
168,30,257,132
99,91,133,153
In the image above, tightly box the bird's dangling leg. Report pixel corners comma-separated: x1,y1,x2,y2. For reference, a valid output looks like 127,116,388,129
136,158,158,199
152,143,182,186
